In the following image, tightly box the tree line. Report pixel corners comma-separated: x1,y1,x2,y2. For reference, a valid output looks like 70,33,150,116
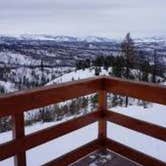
76,33,165,83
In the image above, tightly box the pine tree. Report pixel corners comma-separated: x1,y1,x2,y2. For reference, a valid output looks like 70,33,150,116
112,56,124,78
121,33,136,79
40,60,46,85
152,50,158,83
90,94,98,109
140,60,150,82
95,67,101,76
121,33,136,107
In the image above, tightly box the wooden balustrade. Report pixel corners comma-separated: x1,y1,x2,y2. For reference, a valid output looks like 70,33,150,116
0,76,166,166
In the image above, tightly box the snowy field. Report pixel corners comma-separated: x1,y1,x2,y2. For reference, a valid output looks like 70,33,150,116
47,67,110,85
0,68,166,165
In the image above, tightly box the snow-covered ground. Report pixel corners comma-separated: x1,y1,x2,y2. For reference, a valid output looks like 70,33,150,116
0,52,40,66
110,104,166,128
47,67,110,85
0,80,16,93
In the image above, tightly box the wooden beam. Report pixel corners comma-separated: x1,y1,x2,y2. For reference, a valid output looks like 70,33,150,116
0,111,100,161
98,90,107,142
42,139,101,166
106,111,166,141
106,138,166,166
0,77,102,117
104,76,166,105
12,113,26,166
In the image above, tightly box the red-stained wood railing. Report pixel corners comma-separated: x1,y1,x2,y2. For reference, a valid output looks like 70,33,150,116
0,76,166,166
12,113,26,166
0,77,103,117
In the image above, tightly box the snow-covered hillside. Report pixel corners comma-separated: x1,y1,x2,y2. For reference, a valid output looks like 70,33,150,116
0,80,16,93
0,52,40,66
47,67,110,85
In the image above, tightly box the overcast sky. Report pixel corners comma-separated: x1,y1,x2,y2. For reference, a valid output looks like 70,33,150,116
0,0,166,38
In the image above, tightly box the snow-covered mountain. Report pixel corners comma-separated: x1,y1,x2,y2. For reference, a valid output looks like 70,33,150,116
0,34,113,43
1,34,166,43
20,35,113,42
81,36,112,43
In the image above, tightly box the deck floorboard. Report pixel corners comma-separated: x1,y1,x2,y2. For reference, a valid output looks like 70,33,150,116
72,149,141,166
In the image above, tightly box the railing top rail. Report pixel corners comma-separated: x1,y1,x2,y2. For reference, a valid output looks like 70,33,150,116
0,76,103,117
105,76,166,105
0,76,165,118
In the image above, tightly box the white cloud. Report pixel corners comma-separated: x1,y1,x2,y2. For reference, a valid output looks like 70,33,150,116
0,0,166,38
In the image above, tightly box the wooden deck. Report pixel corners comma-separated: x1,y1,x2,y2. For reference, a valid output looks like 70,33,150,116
0,76,166,166
72,150,141,166
71,150,140,166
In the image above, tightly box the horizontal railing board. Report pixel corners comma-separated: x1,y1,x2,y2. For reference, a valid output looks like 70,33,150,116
0,111,100,160
42,139,101,166
106,138,166,166
104,77,166,105
106,111,166,141
0,77,103,117
0,76,165,166
0,76,165,117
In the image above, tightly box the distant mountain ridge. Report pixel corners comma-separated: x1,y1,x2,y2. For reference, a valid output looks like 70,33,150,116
1,34,166,43
0,34,113,43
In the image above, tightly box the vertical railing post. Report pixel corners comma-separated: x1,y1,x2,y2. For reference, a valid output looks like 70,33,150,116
98,90,107,144
12,113,26,166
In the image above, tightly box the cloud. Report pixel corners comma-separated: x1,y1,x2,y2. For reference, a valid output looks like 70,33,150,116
0,0,166,38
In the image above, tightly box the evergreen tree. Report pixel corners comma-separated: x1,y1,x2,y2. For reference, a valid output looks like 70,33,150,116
95,67,101,76
40,60,46,85
90,94,98,109
94,56,104,66
112,56,124,78
140,60,150,82
121,33,136,107
151,50,158,83
121,33,136,79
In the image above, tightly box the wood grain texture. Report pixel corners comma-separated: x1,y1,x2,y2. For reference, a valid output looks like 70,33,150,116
12,113,26,166
98,90,107,141
104,76,166,105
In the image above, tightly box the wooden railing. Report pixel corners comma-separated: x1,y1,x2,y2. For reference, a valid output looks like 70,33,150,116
0,76,166,166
